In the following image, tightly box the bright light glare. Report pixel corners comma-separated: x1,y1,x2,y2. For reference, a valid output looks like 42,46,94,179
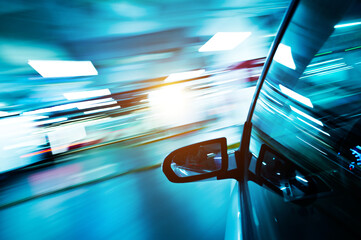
274,43,296,70
64,89,111,100
198,32,251,52
165,69,205,83
296,175,308,183
28,60,98,78
178,168,189,176
290,106,323,126
279,85,313,108
335,21,361,28
148,85,191,126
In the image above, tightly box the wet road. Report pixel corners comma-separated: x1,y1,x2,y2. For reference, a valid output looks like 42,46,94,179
0,127,239,240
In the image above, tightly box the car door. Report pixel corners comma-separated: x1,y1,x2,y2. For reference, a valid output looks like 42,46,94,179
247,0,361,239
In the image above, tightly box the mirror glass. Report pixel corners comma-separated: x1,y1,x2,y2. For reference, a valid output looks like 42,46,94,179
170,142,223,177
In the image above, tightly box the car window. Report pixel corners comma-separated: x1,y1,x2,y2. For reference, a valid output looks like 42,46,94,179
249,0,361,239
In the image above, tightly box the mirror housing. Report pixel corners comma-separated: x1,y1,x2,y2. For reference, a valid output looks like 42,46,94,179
162,138,229,183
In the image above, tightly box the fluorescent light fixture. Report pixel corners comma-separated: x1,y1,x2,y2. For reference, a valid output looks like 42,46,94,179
64,89,111,100
84,106,120,115
290,106,323,126
274,43,296,70
279,84,313,108
165,69,205,83
28,60,98,78
335,21,361,28
198,32,251,52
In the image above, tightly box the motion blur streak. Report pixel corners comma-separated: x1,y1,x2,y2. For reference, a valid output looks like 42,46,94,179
0,0,290,239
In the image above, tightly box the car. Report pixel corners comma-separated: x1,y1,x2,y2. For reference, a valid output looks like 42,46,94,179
162,0,361,239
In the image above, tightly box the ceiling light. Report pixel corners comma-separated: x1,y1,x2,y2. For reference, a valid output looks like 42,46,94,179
274,43,296,70
28,60,98,78
198,32,251,52
165,69,205,82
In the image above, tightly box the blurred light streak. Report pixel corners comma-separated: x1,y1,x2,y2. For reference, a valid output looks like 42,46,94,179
178,168,189,176
28,60,98,78
198,32,251,52
297,117,330,136
261,91,283,106
67,164,117,179
308,58,343,67
296,175,308,183
290,106,323,126
315,51,332,56
335,21,361,28
64,89,111,100
20,140,94,158
35,117,68,126
76,98,117,110
304,63,346,75
300,66,353,79
296,136,327,155
3,141,39,150
345,45,361,51
0,111,11,117
279,84,313,108
165,69,205,83
83,106,120,115
274,43,296,70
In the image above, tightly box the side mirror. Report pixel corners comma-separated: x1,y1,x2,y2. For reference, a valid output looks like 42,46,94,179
255,144,331,202
162,138,229,183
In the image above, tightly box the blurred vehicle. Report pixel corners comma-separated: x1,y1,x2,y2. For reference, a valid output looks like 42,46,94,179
162,0,361,239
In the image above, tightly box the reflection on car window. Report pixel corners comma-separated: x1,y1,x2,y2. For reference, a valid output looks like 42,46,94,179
249,0,361,239
251,0,361,176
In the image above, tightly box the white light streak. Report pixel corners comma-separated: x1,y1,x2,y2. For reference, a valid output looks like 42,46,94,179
297,117,330,136
83,106,120,115
307,58,343,67
279,85,313,108
274,43,296,70
296,175,308,183
198,32,251,52
290,106,323,126
76,98,117,110
64,89,111,100
335,21,361,28
178,168,189,176
165,69,205,82
304,63,346,75
28,60,98,78
296,136,328,155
